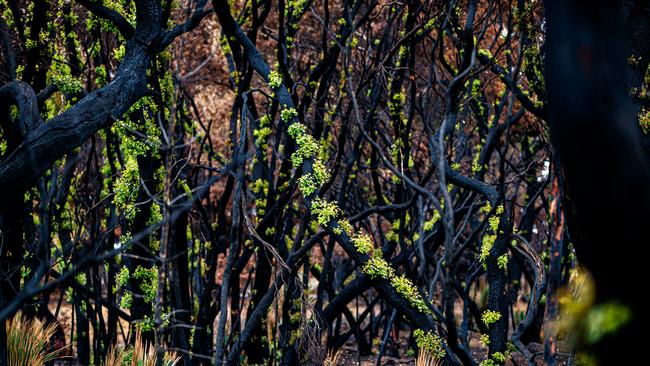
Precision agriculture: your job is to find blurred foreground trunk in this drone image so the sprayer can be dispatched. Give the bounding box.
[544,0,650,363]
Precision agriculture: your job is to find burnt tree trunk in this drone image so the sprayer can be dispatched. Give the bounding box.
[544,0,650,363]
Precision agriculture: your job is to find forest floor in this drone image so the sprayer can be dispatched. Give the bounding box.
[334,330,564,365]
[43,251,573,366]
[46,288,569,365]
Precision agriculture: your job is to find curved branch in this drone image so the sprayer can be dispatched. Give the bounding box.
[0,81,42,135]
[0,0,164,200]
[510,233,546,365]
[0,45,150,199]
[477,52,547,120]
[445,162,499,205]
[156,0,213,51]
[77,0,135,39]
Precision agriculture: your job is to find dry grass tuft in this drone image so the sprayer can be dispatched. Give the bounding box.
[102,331,180,366]
[416,351,444,366]
[6,311,67,366]
[323,348,342,366]
[103,345,128,366]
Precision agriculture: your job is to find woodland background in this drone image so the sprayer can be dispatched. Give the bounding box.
[0,0,649,365]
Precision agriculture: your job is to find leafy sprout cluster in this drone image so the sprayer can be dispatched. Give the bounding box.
[482,310,502,326]
[413,329,446,360]
[268,69,283,89]
[479,204,504,267]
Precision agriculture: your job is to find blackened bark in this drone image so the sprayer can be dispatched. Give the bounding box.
[21,0,49,92]
[486,215,511,357]
[0,43,150,200]
[0,0,169,201]
[0,201,24,365]
[241,240,272,362]
[75,289,91,365]
[623,1,650,156]
[543,177,564,366]
[171,197,192,364]
[127,153,160,340]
